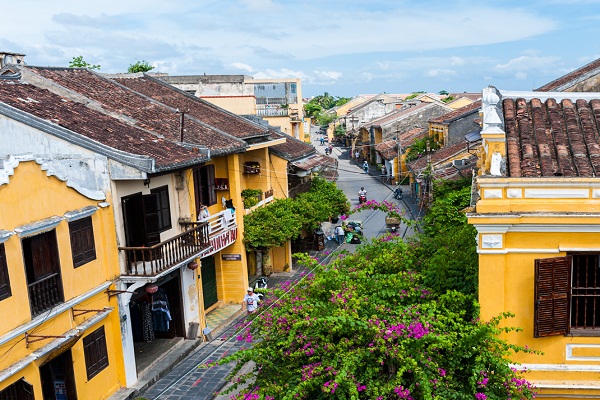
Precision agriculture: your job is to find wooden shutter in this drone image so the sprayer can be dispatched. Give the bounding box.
[534,256,571,337]
[69,217,96,267]
[0,244,11,301]
[83,326,109,380]
[142,193,161,246]
[0,378,34,400]
[206,164,217,206]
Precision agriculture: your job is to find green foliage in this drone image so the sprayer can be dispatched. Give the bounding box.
[304,92,350,120]
[214,237,537,399]
[241,188,263,209]
[405,91,426,100]
[69,56,101,70]
[441,96,455,103]
[439,90,449,96]
[405,137,441,162]
[242,178,349,249]
[127,60,155,73]
[242,198,303,250]
[315,112,335,127]
[333,123,346,138]
[295,177,350,230]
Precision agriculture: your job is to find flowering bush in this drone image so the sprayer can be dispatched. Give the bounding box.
[212,237,537,399]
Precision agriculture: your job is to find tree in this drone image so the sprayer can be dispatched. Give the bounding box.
[127,60,155,73]
[214,180,538,399]
[214,238,536,399]
[242,177,350,250]
[69,56,101,70]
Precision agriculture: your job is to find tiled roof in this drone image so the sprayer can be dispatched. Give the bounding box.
[0,78,206,170]
[448,92,481,101]
[399,127,428,148]
[503,96,600,178]
[407,140,473,172]
[367,103,432,127]
[536,58,600,92]
[23,67,247,156]
[375,140,399,160]
[429,100,481,124]
[111,74,269,140]
[268,131,316,161]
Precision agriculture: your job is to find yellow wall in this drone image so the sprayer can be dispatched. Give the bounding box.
[0,160,124,399]
[470,178,600,397]
[200,96,256,115]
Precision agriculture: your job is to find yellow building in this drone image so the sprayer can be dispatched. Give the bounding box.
[468,86,600,398]
[0,156,124,399]
[158,74,308,142]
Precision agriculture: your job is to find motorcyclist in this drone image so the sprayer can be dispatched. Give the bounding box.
[358,187,367,203]
[394,186,403,200]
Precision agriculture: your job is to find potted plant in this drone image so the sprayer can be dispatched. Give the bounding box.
[241,188,263,208]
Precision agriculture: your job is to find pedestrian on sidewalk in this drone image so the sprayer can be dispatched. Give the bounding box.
[355,150,359,161]
[363,160,369,174]
[242,287,261,314]
[335,225,345,244]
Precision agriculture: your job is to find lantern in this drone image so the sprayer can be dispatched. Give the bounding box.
[144,283,159,294]
[187,261,199,270]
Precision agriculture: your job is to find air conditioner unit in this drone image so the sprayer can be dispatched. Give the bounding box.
[452,159,467,167]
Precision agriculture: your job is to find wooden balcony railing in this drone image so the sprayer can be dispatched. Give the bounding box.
[28,272,64,317]
[119,222,210,276]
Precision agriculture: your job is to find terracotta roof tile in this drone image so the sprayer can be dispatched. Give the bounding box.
[24,67,246,156]
[407,141,473,171]
[503,96,600,178]
[429,100,481,124]
[536,58,600,92]
[268,131,316,161]
[0,79,206,170]
[111,74,269,140]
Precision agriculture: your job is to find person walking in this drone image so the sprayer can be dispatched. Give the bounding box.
[242,287,261,314]
[363,160,369,174]
[335,225,345,245]
[355,150,360,161]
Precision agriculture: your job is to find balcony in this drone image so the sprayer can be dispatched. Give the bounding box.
[28,272,64,317]
[119,223,211,277]
[256,106,289,117]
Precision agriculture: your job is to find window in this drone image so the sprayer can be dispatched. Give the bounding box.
[69,216,96,267]
[535,254,600,337]
[193,165,216,212]
[0,244,11,301]
[23,230,64,317]
[151,186,172,232]
[0,378,34,400]
[83,326,109,380]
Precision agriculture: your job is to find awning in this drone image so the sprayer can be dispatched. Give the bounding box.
[465,131,481,142]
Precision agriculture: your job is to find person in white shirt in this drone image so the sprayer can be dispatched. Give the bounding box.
[198,205,210,220]
[335,225,346,244]
[243,287,261,314]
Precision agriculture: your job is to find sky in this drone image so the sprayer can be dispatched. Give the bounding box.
[2,0,600,98]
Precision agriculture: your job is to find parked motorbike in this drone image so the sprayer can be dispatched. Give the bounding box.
[393,187,403,200]
[254,276,269,301]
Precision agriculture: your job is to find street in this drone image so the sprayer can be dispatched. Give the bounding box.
[133,126,417,400]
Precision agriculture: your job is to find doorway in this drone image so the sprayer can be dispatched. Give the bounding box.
[39,350,77,400]
[201,256,218,309]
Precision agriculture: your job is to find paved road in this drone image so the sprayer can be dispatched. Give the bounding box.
[314,127,416,241]
[135,126,418,400]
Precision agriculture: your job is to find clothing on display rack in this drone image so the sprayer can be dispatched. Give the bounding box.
[151,288,172,332]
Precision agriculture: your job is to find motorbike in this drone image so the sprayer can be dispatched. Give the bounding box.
[254,276,269,301]
[393,187,403,200]
[325,147,330,155]
[358,194,367,204]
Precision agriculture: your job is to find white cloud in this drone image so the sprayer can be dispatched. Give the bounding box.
[449,57,465,66]
[493,54,560,73]
[514,71,528,80]
[425,68,457,78]
[231,62,254,72]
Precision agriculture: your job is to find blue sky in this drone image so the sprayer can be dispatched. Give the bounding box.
[2,0,599,98]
